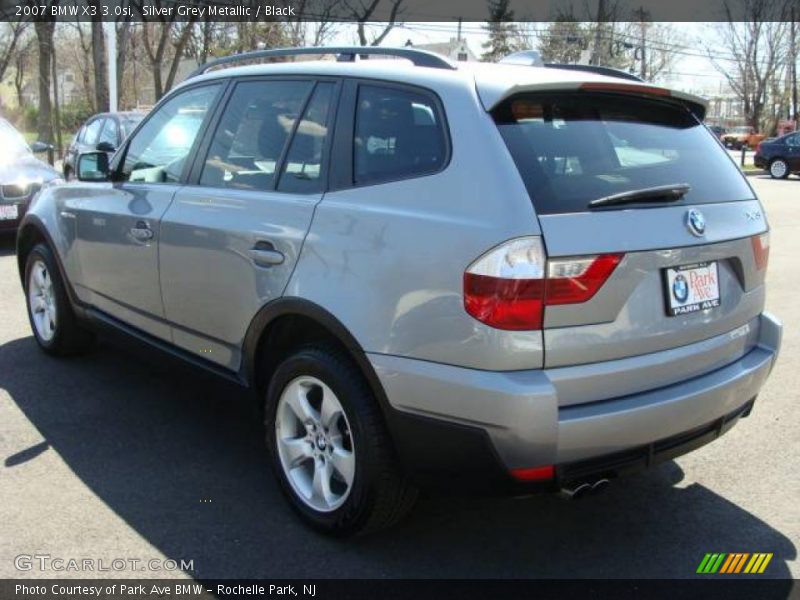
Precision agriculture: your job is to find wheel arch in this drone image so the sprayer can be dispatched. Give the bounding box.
[16,217,51,283]
[16,216,83,309]
[242,297,393,420]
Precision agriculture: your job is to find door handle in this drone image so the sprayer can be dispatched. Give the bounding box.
[249,241,284,267]
[130,221,154,242]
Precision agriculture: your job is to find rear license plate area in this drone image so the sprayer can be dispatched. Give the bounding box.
[663,261,721,316]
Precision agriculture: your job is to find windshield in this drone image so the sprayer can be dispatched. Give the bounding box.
[493,93,755,215]
[0,120,32,163]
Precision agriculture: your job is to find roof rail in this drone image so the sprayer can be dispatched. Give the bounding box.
[186,46,456,80]
[544,63,644,82]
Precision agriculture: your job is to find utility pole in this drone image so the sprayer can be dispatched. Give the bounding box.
[792,7,798,122]
[590,0,607,66]
[457,17,462,42]
[106,22,117,112]
[633,6,649,80]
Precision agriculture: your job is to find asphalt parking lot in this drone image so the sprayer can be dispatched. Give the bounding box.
[1,175,798,581]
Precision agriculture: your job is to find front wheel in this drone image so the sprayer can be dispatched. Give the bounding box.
[264,345,417,536]
[769,158,790,179]
[24,243,94,355]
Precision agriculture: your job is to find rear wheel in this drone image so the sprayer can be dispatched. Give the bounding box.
[769,158,789,179]
[264,345,417,536]
[24,243,94,355]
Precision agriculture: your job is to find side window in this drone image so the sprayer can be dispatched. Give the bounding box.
[199,80,312,191]
[98,118,118,147]
[277,82,335,194]
[83,118,104,146]
[121,84,220,184]
[354,84,446,185]
[787,133,800,147]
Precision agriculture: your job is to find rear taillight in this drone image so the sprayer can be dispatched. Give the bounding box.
[755,142,762,154]
[751,232,770,271]
[510,465,555,482]
[464,237,623,330]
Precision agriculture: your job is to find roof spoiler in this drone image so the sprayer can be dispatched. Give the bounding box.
[544,63,645,83]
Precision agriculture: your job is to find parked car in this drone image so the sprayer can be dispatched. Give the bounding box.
[754,132,800,178]
[721,125,766,150]
[706,124,726,139]
[0,118,60,234]
[62,111,145,180]
[16,47,781,535]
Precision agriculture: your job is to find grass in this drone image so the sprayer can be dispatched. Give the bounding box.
[22,131,73,145]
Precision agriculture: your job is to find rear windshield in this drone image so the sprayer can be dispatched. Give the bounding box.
[493,93,755,215]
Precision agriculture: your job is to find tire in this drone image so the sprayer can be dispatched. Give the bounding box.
[24,243,94,356]
[264,345,418,536]
[769,158,790,179]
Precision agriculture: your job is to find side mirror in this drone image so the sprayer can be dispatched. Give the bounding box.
[96,141,116,153]
[77,152,110,182]
[30,141,54,154]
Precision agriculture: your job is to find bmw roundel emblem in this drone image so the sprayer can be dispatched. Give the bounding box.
[686,209,706,237]
[672,274,689,303]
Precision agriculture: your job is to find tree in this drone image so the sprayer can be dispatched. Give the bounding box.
[32,5,57,148]
[343,0,404,46]
[708,0,789,131]
[90,2,108,112]
[537,13,590,64]
[12,33,34,109]
[481,0,522,62]
[287,0,343,47]
[0,22,29,82]
[67,23,95,107]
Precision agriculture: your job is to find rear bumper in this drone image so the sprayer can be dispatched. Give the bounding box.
[753,155,767,169]
[371,312,781,485]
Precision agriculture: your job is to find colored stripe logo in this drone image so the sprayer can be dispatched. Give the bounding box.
[697,553,773,574]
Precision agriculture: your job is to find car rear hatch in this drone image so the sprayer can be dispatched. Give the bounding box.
[484,76,770,399]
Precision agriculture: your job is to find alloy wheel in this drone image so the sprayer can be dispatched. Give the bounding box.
[28,259,57,342]
[275,376,356,512]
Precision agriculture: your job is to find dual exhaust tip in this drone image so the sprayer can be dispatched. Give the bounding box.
[560,478,611,500]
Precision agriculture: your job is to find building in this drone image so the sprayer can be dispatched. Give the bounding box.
[404,38,478,62]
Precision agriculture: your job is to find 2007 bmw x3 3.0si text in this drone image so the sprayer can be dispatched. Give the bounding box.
[16,47,782,535]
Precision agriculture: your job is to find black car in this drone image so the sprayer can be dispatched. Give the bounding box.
[63,111,145,180]
[0,118,60,233]
[753,131,800,179]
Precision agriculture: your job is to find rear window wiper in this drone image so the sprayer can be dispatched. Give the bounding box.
[588,183,691,208]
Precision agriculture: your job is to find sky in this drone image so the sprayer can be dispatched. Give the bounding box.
[329,22,729,97]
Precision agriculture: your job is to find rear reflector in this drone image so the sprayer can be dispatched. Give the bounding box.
[510,465,555,482]
[751,232,770,271]
[464,237,623,330]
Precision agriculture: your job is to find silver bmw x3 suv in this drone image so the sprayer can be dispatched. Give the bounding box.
[16,47,781,535]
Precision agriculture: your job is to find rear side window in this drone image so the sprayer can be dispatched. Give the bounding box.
[200,79,313,191]
[354,85,446,185]
[277,82,335,194]
[494,93,755,215]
